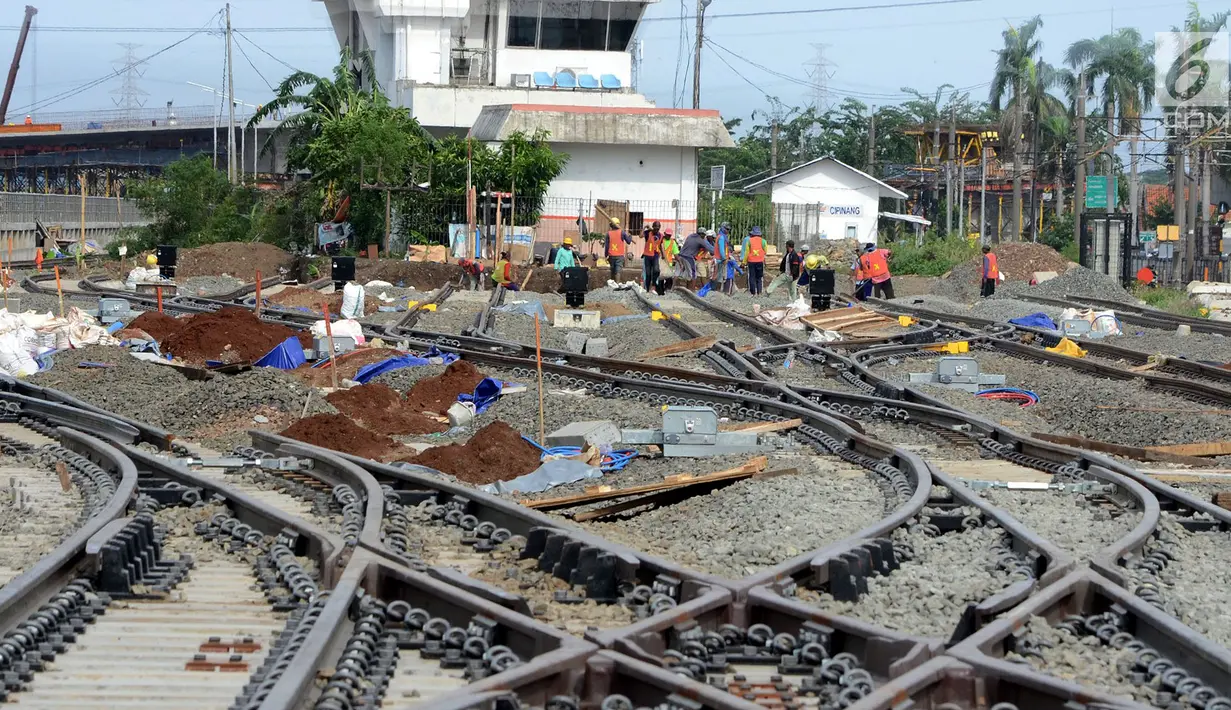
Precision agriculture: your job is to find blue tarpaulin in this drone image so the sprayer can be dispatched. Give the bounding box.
[255,337,307,369]
[353,347,460,384]
[697,282,713,297]
[457,377,503,414]
[1008,313,1059,330]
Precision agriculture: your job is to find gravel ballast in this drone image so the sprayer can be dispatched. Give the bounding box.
[978,487,1139,561]
[580,456,884,578]
[1006,616,1152,705]
[800,512,1020,638]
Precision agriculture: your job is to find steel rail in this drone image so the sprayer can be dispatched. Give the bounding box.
[1012,292,1231,337]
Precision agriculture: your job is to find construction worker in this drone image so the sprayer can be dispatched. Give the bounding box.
[766,240,802,298]
[492,250,519,291]
[981,245,998,298]
[23,115,32,126]
[678,230,710,289]
[34,248,42,272]
[641,220,664,291]
[742,226,767,296]
[858,243,894,300]
[604,217,632,282]
[710,225,733,294]
[554,236,578,270]
[656,230,678,295]
[458,258,486,291]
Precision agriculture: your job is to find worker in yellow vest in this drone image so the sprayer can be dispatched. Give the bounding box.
[604,217,632,282]
[741,226,767,296]
[492,250,519,291]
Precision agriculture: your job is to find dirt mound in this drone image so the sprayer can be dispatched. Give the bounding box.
[280,413,406,460]
[123,311,188,342]
[267,287,382,317]
[938,243,1075,301]
[403,421,541,484]
[293,348,407,387]
[354,261,463,291]
[178,242,293,279]
[162,306,306,363]
[403,360,488,415]
[325,383,447,435]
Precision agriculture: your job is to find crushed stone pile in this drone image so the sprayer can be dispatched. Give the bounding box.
[403,421,542,484]
[182,275,246,297]
[995,263,1137,304]
[938,243,1075,301]
[177,242,293,279]
[162,306,311,363]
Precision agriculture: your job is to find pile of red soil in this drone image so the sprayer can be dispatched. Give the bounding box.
[267,287,381,317]
[162,306,311,364]
[293,348,407,387]
[122,311,188,342]
[280,413,406,460]
[354,261,463,291]
[325,383,447,435]
[178,242,293,279]
[403,360,489,415]
[404,421,542,484]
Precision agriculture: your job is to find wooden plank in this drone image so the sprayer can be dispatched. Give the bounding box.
[718,418,803,434]
[636,336,718,361]
[1145,441,1231,458]
[802,312,887,330]
[521,457,768,510]
[1097,406,1231,415]
[1128,361,1160,373]
[1213,492,1231,512]
[802,306,874,323]
[1032,432,1216,467]
[932,459,1050,484]
[573,466,801,522]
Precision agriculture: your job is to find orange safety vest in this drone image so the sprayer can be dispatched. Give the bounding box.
[746,236,766,263]
[607,229,626,257]
[34,249,42,272]
[860,249,890,280]
[644,231,663,257]
[983,253,999,279]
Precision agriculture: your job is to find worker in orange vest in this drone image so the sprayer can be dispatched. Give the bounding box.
[741,226,767,296]
[604,217,632,282]
[34,248,43,272]
[641,220,664,290]
[858,243,895,299]
[981,245,999,298]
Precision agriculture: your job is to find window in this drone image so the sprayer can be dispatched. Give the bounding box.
[508,0,539,47]
[507,1,645,51]
[845,224,858,240]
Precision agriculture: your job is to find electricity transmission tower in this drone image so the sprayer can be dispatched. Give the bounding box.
[805,43,833,111]
[111,43,149,120]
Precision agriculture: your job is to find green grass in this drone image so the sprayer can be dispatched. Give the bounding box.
[889,233,981,277]
[1131,285,1206,318]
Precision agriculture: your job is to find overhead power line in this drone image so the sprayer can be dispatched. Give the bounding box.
[0,25,330,33]
[234,30,303,74]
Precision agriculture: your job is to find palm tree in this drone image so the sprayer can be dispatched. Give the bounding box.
[991,16,1044,242]
[1038,113,1072,218]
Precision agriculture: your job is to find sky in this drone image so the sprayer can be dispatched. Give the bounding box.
[0,0,1209,138]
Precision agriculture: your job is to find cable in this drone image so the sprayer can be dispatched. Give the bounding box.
[1,25,331,33]
[976,388,1039,407]
[520,436,637,473]
[233,34,276,91]
[7,11,222,116]
[234,30,304,74]
[647,0,986,22]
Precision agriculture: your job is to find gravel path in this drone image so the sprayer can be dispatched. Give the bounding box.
[648,295,763,349]
[977,487,1140,561]
[181,275,246,297]
[581,456,883,578]
[1126,516,1231,650]
[0,458,85,588]
[875,350,1231,447]
[414,301,485,336]
[799,513,1019,638]
[1006,616,1148,704]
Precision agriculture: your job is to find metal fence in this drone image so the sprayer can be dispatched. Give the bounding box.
[20,104,263,132]
[0,191,146,226]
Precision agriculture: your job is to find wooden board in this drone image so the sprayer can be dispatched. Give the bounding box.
[636,336,718,361]
[1032,432,1216,467]
[521,457,768,510]
[572,466,801,523]
[932,460,1050,484]
[1145,441,1231,458]
[718,418,803,434]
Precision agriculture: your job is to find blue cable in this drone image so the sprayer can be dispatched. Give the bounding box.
[521,435,636,472]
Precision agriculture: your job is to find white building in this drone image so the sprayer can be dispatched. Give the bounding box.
[744,157,914,246]
[313,0,732,250]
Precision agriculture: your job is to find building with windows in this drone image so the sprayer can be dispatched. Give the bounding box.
[744,157,911,245]
[315,0,732,249]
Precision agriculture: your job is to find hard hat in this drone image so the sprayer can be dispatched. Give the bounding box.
[146,254,158,266]
[610,217,621,226]
[800,244,812,252]
[750,226,762,236]
[705,229,716,237]
[804,254,824,270]
[562,237,573,246]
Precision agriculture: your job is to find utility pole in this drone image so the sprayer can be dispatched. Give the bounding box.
[932,120,941,229]
[947,106,956,236]
[769,117,779,242]
[866,107,876,175]
[1175,130,1187,279]
[979,133,988,245]
[958,132,966,236]
[225,3,237,185]
[1073,71,1086,253]
[692,0,710,110]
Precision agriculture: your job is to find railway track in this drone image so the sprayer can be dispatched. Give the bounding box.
[11,275,1231,706]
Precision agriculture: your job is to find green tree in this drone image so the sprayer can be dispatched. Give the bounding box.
[125,155,258,249]
[991,15,1045,242]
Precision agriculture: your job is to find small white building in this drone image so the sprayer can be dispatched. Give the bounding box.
[744,157,911,245]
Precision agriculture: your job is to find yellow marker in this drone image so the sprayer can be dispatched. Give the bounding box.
[651,310,665,321]
[1045,337,1087,358]
[422,303,438,312]
[924,341,969,354]
[897,315,917,327]
[672,313,681,319]
[407,300,419,309]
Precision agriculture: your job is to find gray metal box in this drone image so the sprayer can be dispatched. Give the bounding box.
[98,297,131,324]
[545,420,621,449]
[662,406,718,446]
[314,335,357,355]
[935,356,979,384]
